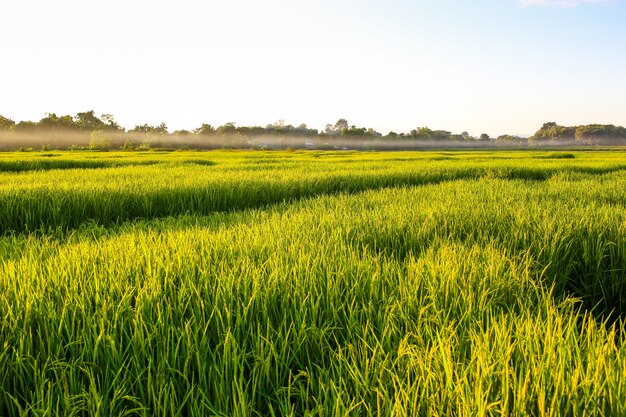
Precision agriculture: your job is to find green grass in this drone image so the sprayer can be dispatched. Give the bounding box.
[0,150,625,416]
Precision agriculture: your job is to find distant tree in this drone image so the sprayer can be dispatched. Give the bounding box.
[265,120,294,136]
[216,122,237,135]
[530,122,575,142]
[461,131,474,141]
[194,123,216,135]
[238,126,266,136]
[130,122,168,134]
[432,130,452,140]
[341,125,366,137]
[0,115,15,131]
[293,123,318,136]
[496,135,526,146]
[574,124,626,145]
[334,118,349,132]
[15,120,38,132]
[409,127,434,139]
[366,128,382,137]
[38,113,76,130]
[337,124,381,138]
[101,114,123,131]
[74,110,106,131]
[324,118,349,136]
[479,133,491,141]
[267,119,286,129]
[173,129,192,136]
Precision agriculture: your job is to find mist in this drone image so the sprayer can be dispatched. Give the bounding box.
[2,129,626,152]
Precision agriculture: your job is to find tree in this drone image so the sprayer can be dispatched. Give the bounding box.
[334,118,349,132]
[496,134,526,146]
[74,110,106,131]
[101,114,123,131]
[461,131,472,141]
[530,122,575,142]
[479,133,491,141]
[0,115,15,131]
[339,125,381,138]
[324,118,349,136]
[409,127,433,139]
[294,123,318,136]
[38,113,76,130]
[216,122,237,135]
[130,122,168,134]
[173,129,192,136]
[194,123,216,135]
[267,119,285,129]
[15,120,38,132]
[574,124,626,145]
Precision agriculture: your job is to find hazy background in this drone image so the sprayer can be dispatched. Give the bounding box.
[2,0,625,137]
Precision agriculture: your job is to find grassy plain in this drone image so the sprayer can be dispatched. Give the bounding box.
[0,149,625,416]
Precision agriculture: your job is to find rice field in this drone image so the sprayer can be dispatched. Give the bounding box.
[1,149,625,416]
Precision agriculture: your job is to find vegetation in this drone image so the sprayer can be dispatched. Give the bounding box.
[2,112,626,151]
[530,122,626,146]
[0,149,625,416]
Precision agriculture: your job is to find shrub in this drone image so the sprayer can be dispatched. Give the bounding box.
[89,130,112,150]
[121,140,137,151]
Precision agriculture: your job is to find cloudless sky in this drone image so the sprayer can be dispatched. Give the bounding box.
[2,0,625,136]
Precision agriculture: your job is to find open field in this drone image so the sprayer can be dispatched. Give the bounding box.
[1,149,625,416]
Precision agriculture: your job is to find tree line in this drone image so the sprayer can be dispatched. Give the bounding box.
[1,111,625,150]
[529,122,626,146]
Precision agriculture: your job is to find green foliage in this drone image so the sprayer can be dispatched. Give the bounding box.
[216,122,237,135]
[324,118,349,136]
[3,112,626,150]
[38,112,76,130]
[410,126,431,139]
[496,134,526,144]
[74,110,103,130]
[409,127,453,140]
[531,122,626,145]
[0,150,625,416]
[121,140,137,151]
[15,120,39,131]
[0,115,16,131]
[194,123,216,135]
[575,124,626,145]
[89,130,112,150]
[340,125,382,138]
[129,122,168,134]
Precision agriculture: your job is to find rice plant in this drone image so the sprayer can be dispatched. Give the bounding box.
[0,149,625,416]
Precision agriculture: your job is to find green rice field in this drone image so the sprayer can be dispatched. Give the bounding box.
[1,149,625,416]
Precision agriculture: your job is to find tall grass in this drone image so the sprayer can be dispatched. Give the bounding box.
[0,150,625,416]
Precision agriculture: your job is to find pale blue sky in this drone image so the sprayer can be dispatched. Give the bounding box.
[2,0,625,136]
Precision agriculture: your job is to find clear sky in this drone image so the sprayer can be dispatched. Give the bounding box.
[2,0,625,136]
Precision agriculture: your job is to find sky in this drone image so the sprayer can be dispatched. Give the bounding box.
[2,0,625,137]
